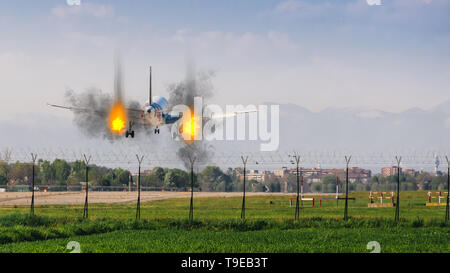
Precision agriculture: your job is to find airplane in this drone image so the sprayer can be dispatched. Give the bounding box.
[48,65,255,140]
[48,66,184,138]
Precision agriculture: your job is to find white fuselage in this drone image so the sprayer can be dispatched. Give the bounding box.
[142,110,165,126]
[141,96,171,127]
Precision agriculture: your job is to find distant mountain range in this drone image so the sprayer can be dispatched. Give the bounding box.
[273,99,450,152]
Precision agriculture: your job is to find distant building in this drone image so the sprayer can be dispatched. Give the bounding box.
[274,167,289,178]
[320,167,371,183]
[240,169,266,182]
[305,173,322,183]
[381,166,418,177]
[403,168,419,177]
[381,166,401,177]
[275,165,371,183]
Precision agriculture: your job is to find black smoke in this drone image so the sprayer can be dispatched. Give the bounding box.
[167,69,216,170]
[167,70,214,107]
[64,88,142,140]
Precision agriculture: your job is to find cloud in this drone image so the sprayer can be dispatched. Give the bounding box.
[170,29,301,61]
[172,29,190,43]
[272,0,335,19]
[0,51,29,65]
[61,31,114,48]
[51,3,114,19]
[275,0,302,13]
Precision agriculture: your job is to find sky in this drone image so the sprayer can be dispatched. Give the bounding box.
[0,0,449,121]
[0,0,449,172]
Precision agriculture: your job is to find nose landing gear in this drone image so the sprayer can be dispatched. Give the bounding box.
[125,121,135,138]
[154,127,160,134]
[125,130,134,138]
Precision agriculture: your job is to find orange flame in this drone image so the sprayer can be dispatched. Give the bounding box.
[108,100,128,135]
[181,108,198,142]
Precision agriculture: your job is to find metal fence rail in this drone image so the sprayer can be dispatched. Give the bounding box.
[0,185,192,193]
[2,146,449,171]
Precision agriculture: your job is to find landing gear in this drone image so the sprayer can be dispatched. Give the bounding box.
[154,127,160,134]
[125,130,134,138]
[125,121,135,138]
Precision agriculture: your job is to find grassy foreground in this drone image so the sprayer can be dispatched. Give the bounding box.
[0,191,449,253]
[2,228,448,253]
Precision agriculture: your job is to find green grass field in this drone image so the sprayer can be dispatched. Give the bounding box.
[0,191,449,253]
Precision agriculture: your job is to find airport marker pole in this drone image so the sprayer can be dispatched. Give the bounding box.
[136,155,144,221]
[394,156,402,223]
[241,156,248,220]
[189,156,196,222]
[445,156,449,222]
[83,155,91,219]
[30,153,37,216]
[344,155,351,221]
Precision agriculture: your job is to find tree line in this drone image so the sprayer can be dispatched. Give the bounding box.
[0,159,269,192]
[0,159,130,187]
[0,158,447,192]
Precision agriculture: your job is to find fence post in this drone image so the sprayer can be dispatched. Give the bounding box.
[83,154,91,219]
[240,155,248,220]
[394,156,402,223]
[445,156,449,222]
[30,153,37,216]
[189,156,196,222]
[344,155,351,221]
[136,155,144,221]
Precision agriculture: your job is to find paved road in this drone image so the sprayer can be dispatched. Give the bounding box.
[0,192,328,206]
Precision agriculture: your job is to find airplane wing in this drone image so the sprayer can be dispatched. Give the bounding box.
[47,103,92,112]
[47,103,142,113]
[47,103,144,122]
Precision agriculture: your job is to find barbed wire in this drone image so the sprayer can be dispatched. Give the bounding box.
[2,145,449,172]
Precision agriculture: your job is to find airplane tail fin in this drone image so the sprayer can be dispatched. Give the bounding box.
[149,66,152,105]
